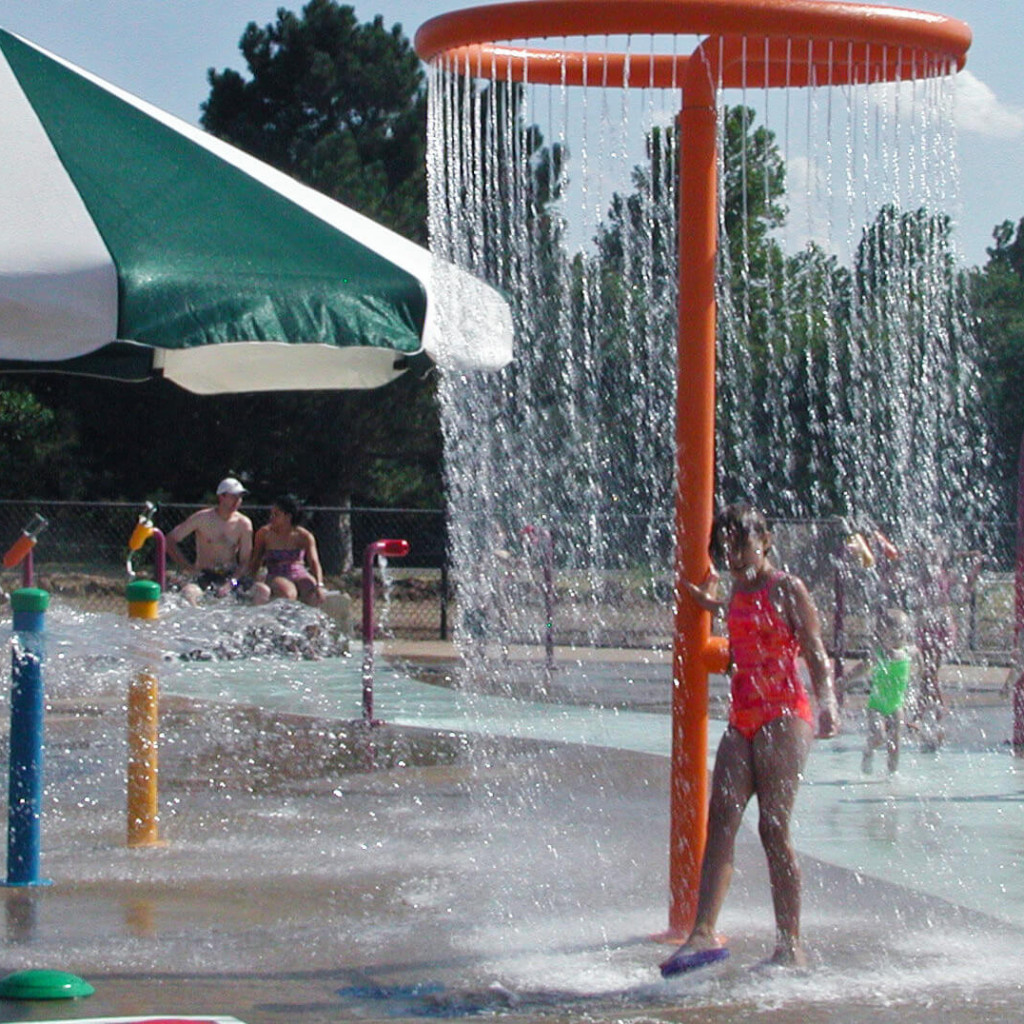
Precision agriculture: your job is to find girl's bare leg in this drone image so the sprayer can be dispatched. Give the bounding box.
[752,716,812,965]
[681,727,756,950]
[863,709,882,773]
[270,577,299,601]
[886,713,901,773]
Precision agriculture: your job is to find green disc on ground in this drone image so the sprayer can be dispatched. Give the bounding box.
[0,968,95,999]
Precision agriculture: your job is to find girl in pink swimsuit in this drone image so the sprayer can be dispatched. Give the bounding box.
[662,503,838,974]
[728,573,814,741]
[246,495,326,608]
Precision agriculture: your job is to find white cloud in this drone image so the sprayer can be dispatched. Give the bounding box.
[777,154,849,259]
[955,69,1024,139]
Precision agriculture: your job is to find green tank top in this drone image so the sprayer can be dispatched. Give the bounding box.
[867,651,910,715]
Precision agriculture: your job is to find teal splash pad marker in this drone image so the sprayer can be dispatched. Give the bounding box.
[0,968,94,999]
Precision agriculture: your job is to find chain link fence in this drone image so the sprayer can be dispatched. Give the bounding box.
[0,500,450,639]
[0,500,1015,661]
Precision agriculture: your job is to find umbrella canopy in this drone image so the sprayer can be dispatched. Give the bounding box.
[0,29,512,394]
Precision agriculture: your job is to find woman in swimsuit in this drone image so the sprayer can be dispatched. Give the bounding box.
[246,495,326,608]
[662,503,839,973]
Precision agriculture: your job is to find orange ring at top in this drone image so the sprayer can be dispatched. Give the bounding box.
[432,36,955,90]
[415,0,971,88]
[438,44,691,89]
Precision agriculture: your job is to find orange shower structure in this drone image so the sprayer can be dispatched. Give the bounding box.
[416,0,971,938]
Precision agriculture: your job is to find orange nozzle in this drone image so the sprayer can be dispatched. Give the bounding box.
[3,534,36,569]
[703,635,730,674]
[129,522,155,552]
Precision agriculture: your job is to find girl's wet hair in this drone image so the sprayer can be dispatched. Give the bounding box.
[273,494,308,526]
[710,502,771,563]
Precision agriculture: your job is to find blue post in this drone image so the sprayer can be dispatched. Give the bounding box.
[6,587,50,886]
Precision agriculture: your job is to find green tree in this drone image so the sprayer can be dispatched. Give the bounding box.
[202,0,427,241]
[197,0,442,535]
[0,382,81,498]
[6,1,442,519]
[589,107,791,517]
[972,217,1024,511]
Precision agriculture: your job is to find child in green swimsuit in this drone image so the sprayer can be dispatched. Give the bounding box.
[854,608,914,774]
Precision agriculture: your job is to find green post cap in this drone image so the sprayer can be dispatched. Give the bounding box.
[10,588,50,613]
[0,968,95,999]
[126,579,161,602]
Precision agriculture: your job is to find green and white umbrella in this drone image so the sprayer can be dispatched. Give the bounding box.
[0,29,512,394]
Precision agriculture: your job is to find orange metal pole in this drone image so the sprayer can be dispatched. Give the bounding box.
[665,60,719,939]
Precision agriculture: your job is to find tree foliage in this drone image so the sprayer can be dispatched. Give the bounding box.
[196,1,439,519]
[587,107,1000,532]
[202,0,428,241]
[0,383,80,498]
[971,217,1024,510]
[0,1,440,521]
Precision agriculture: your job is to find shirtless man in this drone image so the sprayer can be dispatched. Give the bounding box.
[167,477,253,605]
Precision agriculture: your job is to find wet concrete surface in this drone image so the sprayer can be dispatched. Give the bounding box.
[0,649,1021,1023]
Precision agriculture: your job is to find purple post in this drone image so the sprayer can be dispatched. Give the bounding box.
[152,529,167,593]
[1014,430,1024,753]
[361,539,410,725]
[522,526,556,676]
[833,556,846,704]
[21,549,32,589]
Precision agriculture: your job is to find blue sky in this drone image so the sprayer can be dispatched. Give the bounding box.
[1,0,1021,267]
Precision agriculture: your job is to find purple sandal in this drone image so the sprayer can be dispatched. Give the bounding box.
[660,946,730,978]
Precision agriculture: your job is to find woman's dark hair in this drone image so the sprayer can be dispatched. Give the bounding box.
[272,494,308,527]
[710,502,771,563]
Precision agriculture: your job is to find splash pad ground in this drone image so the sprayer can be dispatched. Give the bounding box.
[0,643,1021,1024]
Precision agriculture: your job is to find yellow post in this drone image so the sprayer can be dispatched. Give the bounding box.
[126,579,161,847]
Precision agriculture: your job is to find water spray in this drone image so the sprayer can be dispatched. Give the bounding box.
[361,538,411,725]
[417,0,972,938]
[521,525,556,681]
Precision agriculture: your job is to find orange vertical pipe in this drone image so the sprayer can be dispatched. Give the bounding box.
[667,62,719,938]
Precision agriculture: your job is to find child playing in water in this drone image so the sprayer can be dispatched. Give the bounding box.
[661,503,839,975]
[905,541,983,752]
[845,608,914,774]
